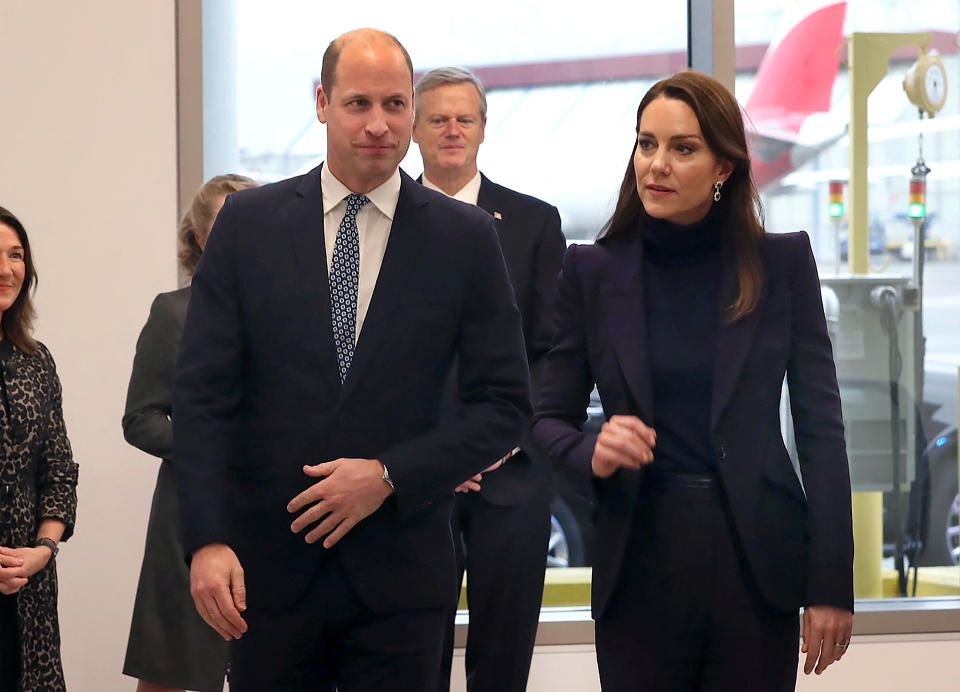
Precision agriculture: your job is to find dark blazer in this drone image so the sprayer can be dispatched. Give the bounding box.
[532,230,854,618]
[173,167,531,612]
[123,288,190,459]
[443,174,565,505]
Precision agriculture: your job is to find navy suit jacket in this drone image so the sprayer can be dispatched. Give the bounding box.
[436,174,565,505]
[533,229,854,618]
[173,166,531,612]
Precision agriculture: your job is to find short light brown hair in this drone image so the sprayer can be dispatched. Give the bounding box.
[320,28,413,98]
[177,174,258,277]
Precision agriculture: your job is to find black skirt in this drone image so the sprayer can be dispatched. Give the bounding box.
[0,593,19,689]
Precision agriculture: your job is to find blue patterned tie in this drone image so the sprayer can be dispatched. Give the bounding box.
[330,193,370,382]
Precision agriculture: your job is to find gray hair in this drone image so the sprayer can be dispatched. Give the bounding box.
[415,66,487,122]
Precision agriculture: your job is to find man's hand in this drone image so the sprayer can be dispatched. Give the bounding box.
[454,459,504,493]
[591,415,656,478]
[288,458,393,549]
[801,605,853,675]
[190,543,248,641]
[0,548,27,595]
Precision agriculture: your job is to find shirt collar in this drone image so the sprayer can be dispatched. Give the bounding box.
[421,170,482,206]
[320,163,401,220]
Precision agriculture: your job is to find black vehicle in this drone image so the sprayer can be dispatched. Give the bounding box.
[912,424,959,566]
[902,367,959,567]
[545,390,603,568]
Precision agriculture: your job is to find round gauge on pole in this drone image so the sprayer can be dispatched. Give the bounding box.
[904,49,948,116]
[924,62,946,108]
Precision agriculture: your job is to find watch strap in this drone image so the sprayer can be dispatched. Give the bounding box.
[34,537,59,559]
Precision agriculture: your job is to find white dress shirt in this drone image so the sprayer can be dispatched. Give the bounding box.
[422,170,482,207]
[320,164,401,344]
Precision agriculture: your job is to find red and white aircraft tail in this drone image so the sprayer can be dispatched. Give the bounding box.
[746,0,848,189]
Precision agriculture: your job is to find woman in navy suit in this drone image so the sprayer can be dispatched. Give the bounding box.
[532,71,854,691]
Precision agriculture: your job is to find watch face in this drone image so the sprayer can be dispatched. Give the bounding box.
[925,64,946,106]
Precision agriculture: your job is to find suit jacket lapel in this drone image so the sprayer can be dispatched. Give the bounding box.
[339,171,426,402]
[710,255,764,432]
[599,235,655,423]
[476,175,509,246]
[476,174,497,217]
[289,167,341,392]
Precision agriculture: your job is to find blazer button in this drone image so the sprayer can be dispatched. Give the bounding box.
[718,446,727,461]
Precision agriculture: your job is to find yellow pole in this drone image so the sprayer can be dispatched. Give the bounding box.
[852,492,883,598]
[846,32,931,599]
[847,32,931,274]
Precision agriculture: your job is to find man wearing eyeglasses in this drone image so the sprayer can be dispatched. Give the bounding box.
[413,67,566,692]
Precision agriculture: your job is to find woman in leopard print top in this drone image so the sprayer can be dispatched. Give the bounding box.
[0,206,78,692]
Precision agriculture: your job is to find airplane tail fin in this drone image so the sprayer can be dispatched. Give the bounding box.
[746,1,847,131]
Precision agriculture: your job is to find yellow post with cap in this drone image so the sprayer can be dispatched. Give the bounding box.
[847,31,932,599]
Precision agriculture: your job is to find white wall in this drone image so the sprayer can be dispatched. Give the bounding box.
[0,1,178,689]
[451,635,960,692]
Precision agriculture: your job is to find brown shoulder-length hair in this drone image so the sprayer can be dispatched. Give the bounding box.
[0,206,38,354]
[178,174,258,277]
[600,70,765,321]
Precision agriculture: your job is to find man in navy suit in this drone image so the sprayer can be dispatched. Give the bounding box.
[173,30,530,692]
[413,67,566,692]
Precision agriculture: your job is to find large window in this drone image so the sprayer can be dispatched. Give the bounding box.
[230,0,689,242]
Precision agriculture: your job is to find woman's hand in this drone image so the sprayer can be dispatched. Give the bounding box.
[801,605,853,675]
[0,549,27,595]
[591,415,656,478]
[0,545,54,594]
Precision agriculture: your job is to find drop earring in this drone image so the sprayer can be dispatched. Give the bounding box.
[713,180,723,202]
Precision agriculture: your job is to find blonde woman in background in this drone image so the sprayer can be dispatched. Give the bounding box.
[122,175,256,692]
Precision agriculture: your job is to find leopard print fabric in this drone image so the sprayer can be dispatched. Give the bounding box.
[0,342,78,691]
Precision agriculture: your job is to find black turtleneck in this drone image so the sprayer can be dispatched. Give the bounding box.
[642,212,723,479]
